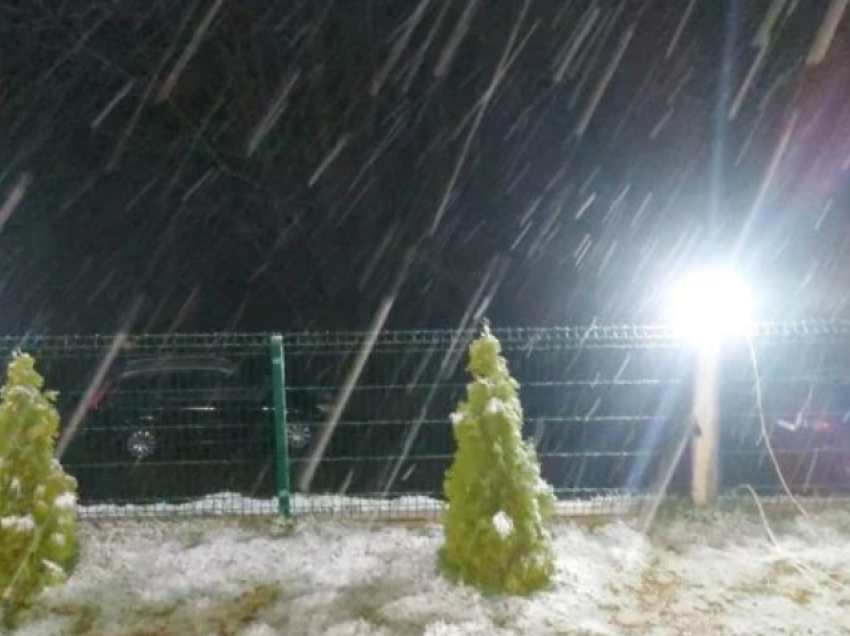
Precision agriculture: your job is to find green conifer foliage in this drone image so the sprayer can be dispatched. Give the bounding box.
[0,352,77,628]
[441,326,556,595]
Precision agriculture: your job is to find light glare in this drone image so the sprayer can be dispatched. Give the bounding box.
[668,269,753,346]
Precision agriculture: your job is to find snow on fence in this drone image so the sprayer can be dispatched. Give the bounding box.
[76,492,646,520]
[76,491,850,521]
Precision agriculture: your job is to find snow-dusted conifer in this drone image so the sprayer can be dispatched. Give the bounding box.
[0,352,77,628]
[441,326,555,595]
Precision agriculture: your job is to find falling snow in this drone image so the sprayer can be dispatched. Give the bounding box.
[0,3,845,330]
[1,3,850,632]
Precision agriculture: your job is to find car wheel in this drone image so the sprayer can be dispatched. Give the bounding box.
[127,429,157,460]
[287,419,312,450]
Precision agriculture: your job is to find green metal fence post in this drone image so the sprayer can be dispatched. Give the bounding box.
[270,334,292,520]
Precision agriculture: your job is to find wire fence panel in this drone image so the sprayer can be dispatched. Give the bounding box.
[0,334,276,518]
[283,328,696,518]
[1,322,848,520]
[284,322,850,519]
[719,336,850,498]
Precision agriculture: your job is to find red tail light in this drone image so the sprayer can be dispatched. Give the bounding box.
[89,385,108,409]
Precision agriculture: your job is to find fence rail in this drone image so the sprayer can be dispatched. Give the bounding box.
[1,322,848,519]
[279,320,850,350]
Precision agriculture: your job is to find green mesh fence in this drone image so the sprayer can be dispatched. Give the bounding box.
[283,326,690,518]
[719,329,850,503]
[2,322,849,520]
[283,321,850,519]
[0,334,278,519]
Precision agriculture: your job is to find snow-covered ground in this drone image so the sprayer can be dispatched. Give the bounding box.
[11,502,850,636]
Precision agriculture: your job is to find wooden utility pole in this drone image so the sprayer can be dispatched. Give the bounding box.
[692,349,721,506]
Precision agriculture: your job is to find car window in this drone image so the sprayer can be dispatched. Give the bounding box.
[118,369,232,392]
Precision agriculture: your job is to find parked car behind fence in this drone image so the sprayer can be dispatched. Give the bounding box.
[20,333,850,507]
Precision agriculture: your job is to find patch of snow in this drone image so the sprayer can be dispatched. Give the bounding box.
[492,510,513,538]
[485,398,504,415]
[1,514,35,532]
[14,493,846,635]
[53,493,76,511]
[76,491,648,520]
[10,616,67,636]
[323,619,391,636]
[238,622,280,636]
[8,385,38,401]
[41,560,64,578]
[11,508,850,635]
[379,588,486,627]
[423,621,505,635]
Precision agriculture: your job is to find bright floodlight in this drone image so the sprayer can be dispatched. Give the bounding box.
[668,269,753,346]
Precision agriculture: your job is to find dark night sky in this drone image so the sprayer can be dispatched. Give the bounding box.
[1,0,849,335]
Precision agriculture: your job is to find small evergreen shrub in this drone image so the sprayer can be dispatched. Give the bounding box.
[441,326,556,595]
[0,352,78,628]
